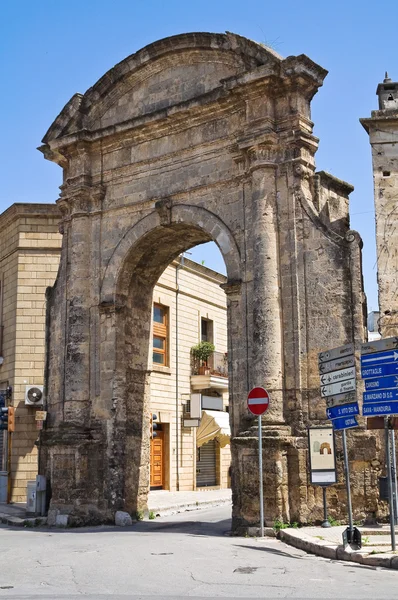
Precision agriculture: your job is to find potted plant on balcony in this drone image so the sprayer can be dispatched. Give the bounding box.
[191,341,215,375]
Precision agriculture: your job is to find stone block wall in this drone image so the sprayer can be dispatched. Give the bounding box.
[0,204,62,501]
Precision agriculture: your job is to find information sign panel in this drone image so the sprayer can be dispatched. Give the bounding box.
[318,355,355,375]
[320,366,356,387]
[365,375,398,391]
[363,389,398,404]
[325,391,357,408]
[321,378,356,398]
[326,402,359,420]
[332,416,358,430]
[319,344,354,365]
[363,402,398,417]
[361,350,398,369]
[308,427,337,486]
[361,337,398,356]
[361,362,398,379]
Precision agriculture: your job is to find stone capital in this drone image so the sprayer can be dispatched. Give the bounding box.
[58,181,106,218]
[221,279,242,300]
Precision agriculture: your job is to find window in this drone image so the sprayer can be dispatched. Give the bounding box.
[201,318,213,343]
[153,303,168,366]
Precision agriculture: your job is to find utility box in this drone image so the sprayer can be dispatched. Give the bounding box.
[26,480,37,515]
[35,475,46,516]
[0,472,7,503]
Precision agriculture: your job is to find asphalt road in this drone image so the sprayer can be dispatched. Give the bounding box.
[0,504,397,599]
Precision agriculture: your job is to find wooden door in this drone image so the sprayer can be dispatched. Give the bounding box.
[150,432,164,489]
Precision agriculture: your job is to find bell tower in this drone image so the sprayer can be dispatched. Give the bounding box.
[361,73,398,336]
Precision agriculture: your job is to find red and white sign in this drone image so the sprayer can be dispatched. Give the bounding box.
[247,387,270,416]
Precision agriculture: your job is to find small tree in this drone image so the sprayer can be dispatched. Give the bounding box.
[191,341,215,369]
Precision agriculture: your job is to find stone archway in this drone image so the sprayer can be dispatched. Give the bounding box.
[39,32,373,528]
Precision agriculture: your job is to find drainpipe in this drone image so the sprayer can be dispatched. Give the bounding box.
[175,257,182,491]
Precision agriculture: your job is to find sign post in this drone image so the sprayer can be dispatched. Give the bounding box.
[247,387,270,537]
[319,344,361,549]
[360,337,398,551]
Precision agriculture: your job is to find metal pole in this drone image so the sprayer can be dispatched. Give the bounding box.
[258,414,264,537]
[385,417,396,550]
[390,429,398,525]
[342,429,353,536]
[321,486,331,528]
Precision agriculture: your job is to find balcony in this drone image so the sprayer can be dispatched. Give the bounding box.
[190,351,229,391]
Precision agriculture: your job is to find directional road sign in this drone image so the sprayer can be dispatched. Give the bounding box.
[332,416,359,430]
[326,402,359,420]
[321,378,356,398]
[361,350,398,369]
[247,387,270,416]
[361,337,398,355]
[363,389,398,404]
[365,375,398,391]
[325,391,357,408]
[320,366,355,387]
[319,343,354,365]
[361,362,398,380]
[363,402,398,417]
[319,355,355,375]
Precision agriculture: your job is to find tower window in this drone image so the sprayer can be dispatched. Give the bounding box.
[383,171,391,177]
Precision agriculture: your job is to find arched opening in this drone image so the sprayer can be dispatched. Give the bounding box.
[103,211,241,516]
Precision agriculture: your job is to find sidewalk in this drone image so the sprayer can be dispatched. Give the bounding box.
[0,489,232,527]
[148,488,232,516]
[279,524,398,569]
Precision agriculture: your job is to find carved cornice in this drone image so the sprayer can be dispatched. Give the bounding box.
[221,279,242,300]
[57,181,106,220]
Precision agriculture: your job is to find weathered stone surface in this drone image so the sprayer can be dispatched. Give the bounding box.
[38,32,376,528]
[361,75,398,336]
[115,511,133,527]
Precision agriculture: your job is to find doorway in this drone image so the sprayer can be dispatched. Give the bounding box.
[150,430,164,490]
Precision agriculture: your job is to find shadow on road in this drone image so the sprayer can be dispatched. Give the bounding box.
[0,516,232,537]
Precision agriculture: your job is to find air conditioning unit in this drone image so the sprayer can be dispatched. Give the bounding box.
[25,385,44,407]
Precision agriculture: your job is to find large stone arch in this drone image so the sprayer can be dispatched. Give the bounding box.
[100,203,241,305]
[39,32,374,529]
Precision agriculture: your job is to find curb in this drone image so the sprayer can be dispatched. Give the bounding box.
[279,529,398,569]
[148,497,232,517]
[0,512,47,528]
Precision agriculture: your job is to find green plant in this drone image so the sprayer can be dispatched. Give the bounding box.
[291,522,299,529]
[23,520,34,528]
[273,518,290,531]
[191,341,215,365]
[327,516,341,527]
[136,509,144,521]
[362,536,370,545]
[148,511,156,520]
[315,535,325,540]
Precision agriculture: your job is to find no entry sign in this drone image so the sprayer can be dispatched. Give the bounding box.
[247,387,270,416]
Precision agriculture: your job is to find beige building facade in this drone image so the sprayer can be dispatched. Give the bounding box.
[0,204,62,502]
[0,203,231,502]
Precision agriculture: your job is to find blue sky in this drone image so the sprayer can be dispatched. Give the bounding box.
[1,0,397,310]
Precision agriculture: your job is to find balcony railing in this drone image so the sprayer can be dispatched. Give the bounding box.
[191,351,228,377]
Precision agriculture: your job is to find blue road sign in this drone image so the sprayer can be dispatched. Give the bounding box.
[360,350,398,369]
[361,362,398,379]
[363,402,398,417]
[326,402,359,420]
[363,389,398,404]
[332,416,359,430]
[365,375,398,391]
